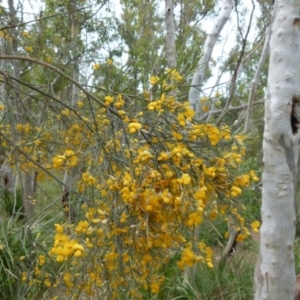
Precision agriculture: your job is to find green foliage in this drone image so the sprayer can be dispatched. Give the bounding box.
[157,246,256,300]
[0,221,27,300]
[0,189,23,219]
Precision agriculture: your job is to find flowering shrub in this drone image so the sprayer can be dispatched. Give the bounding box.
[0,69,259,299]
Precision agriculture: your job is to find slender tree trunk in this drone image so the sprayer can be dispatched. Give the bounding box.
[215,0,255,125]
[62,0,81,222]
[0,27,16,196]
[243,28,270,133]
[165,0,176,69]
[164,0,177,97]
[188,0,233,118]
[8,0,35,221]
[70,0,80,109]
[254,1,300,299]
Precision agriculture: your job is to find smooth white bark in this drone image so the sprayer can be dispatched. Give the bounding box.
[254,1,300,299]
[165,0,176,69]
[188,0,233,118]
[244,28,270,133]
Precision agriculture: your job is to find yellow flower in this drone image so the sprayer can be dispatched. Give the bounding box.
[150,282,160,294]
[177,173,191,185]
[181,173,191,185]
[172,131,183,140]
[61,108,70,116]
[38,255,45,266]
[24,46,33,53]
[55,224,64,233]
[149,76,160,85]
[202,105,210,112]
[128,122,142,133]
[22,272,27,282]
[114,94,124,109]
[209,209,218,220]
[72,243,84,251]
[186,212,202,226]
[44,279,51,287]
[230,186,242,197]
[251,220,260,233]
[107,58,113,65]
[74,250,83,257]
[122,252,129,263]
[236,233,248,242]
[22,31,31,37]
[93,63,100,70]
[56,254,64,263]
[250,170,259,182]
[104,95,114,106]
[64,149,74,157]
[82,172,97,186]
[75,220,89,234]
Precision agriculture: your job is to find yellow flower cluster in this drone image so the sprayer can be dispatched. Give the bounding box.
[93,63,100,70]
[177,244,214,269]
[50,225,85,262]
[149,75,160,85]
[128,122,142,133]
[22,31,31,38]
[52,150,78,168]
[24,46,33,53]
[166,68,183,81]
[251,220,260,233]
[16,123,31,135]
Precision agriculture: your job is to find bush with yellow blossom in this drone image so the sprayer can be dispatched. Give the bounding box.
[1,68,259,299]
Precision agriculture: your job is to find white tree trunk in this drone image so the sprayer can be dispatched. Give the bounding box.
[254,1,300,299]
[244,28,270,133]
[165,0,176,69]
[188,0,233,118]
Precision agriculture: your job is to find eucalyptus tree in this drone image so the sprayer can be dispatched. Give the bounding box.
[118,0,164,93]
[173,0,215,72]
[254,0,300,299]
[188,0,233,118]
[0,0,37,220]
